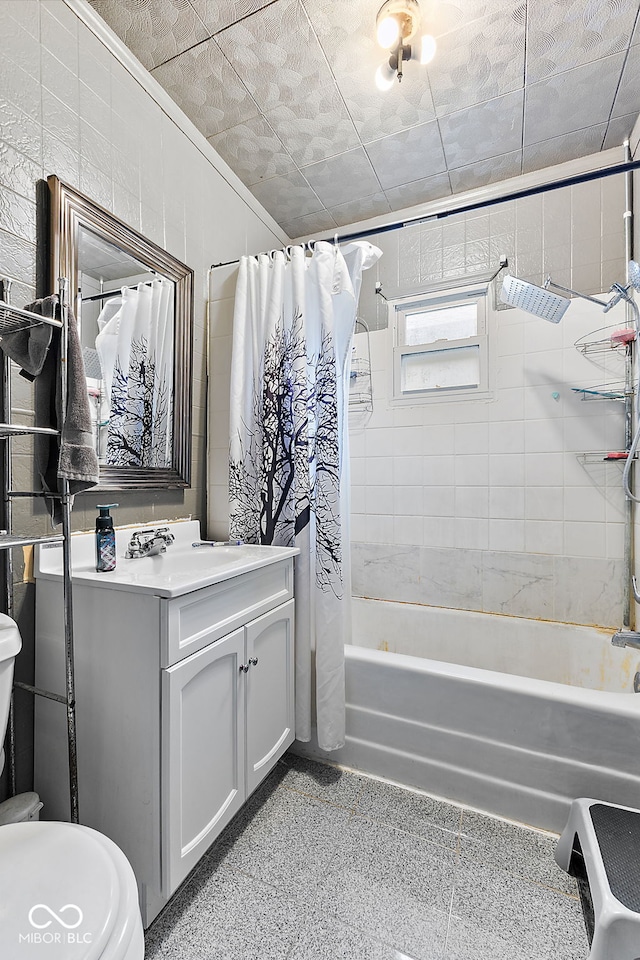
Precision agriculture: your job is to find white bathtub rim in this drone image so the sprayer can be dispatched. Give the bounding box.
[345,643,640,717]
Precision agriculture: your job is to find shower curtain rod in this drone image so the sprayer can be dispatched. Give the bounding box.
[210,156,640,270]
[80,280,158,303]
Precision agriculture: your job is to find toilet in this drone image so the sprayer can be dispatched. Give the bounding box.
[0,613,144,959]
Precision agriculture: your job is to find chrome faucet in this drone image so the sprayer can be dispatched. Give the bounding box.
[125,527,175,559]
[611,630,640,652]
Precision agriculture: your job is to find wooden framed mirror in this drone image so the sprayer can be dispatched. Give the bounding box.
[46,175,193,490]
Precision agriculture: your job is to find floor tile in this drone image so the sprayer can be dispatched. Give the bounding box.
[459,808,577,895]
[355,777,462,849]
[145,758,589,960]
[211,782,354,898]
[145,862,300,959]
[448,856,587,960]
[279,751,367,809]
[312,814,454,959]
[287,906,409,959]
[445,914,545,960]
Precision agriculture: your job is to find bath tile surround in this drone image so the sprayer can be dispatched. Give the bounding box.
[145,754,587,960]
[350,291,630,630]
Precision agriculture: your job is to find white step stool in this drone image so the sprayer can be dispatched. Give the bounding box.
[555,798,640,960]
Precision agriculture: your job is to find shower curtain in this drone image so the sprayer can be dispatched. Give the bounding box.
[96,278,173,467]
[229,241,381,751]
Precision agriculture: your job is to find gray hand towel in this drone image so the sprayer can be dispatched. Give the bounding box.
[0,294,55,379]
[6,296,100,523]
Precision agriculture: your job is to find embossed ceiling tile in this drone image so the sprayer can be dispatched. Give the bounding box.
[279,209,338,241]
[150,40,257,138]
[448,152,522,193]
[429,6,525,118]
[306,0,507,45]
[207,116,296,187]
[337,70,436,144]
[522,126,607,175]
[385,173,452,212]
[524,54,626,145]
[611,43,640,118]
[301,149,381,209]
[526,0,639,83]
[439,90,523,169]
[265,98,360,166]
[365,121,446,190]
[189,0,274,35]
[603,114,638,150]
[215,0,335,114]
[249,169,323,223]
[87,0,208,70]
[301,0,372,52]
[328,194,392,228]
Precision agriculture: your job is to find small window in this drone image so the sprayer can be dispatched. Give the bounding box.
[392,287,488,401]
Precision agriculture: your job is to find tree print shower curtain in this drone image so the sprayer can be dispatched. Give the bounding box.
[229,241,381,752]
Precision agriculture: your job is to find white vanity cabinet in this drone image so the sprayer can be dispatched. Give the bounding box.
[33,525,296,927]
[162,598,294,894]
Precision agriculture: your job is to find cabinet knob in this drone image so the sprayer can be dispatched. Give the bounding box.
[239,663,249,673]
[248,657,259,667]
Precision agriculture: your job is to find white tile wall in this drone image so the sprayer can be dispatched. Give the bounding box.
[0,0,284,793]
[0,0,283,540]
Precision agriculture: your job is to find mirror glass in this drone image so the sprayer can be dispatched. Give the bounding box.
[47,176,193,490]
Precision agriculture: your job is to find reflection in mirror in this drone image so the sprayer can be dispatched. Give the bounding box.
[78,229,174,469]
[47,176,193,490]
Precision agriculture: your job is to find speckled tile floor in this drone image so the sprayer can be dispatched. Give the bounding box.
[144,754,588,960]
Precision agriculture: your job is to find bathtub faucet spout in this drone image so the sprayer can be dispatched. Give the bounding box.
[611,630,640,651]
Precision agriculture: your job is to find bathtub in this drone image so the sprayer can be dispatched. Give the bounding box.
[296,598,640,832]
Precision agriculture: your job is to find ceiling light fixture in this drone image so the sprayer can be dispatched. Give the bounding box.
[374,0,436,91]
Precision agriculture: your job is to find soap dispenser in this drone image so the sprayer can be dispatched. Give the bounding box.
[95,504,118,572]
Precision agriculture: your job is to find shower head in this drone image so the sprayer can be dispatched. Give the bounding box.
[628,260,640,291]
[500,274,570,323]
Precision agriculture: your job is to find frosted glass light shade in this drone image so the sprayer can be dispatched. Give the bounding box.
[377,14,400,48]
[375,61,396,90]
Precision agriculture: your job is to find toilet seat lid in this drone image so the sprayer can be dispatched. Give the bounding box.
[0,822,138,959]
[0,612,21,661]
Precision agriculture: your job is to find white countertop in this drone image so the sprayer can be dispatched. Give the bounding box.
[34,519,299,598]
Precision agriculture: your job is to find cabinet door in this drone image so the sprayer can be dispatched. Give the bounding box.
[162,627,246,895]
[245,600,295,795]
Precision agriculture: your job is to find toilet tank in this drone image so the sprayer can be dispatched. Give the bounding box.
[0,615,22,773]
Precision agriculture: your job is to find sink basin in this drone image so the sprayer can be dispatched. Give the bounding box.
[35,520,299,598]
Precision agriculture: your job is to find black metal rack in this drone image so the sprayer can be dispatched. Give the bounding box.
[0,276,79,823]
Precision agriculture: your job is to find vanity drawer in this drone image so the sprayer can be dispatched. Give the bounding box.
[160,559,293,667]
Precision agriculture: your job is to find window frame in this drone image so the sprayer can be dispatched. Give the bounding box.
[389,284,491,404]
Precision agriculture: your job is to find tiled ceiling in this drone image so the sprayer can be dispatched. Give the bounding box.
[88,0,640,239]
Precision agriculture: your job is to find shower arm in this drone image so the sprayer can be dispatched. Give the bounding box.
[545,276,639,321]
[544,277,609,308]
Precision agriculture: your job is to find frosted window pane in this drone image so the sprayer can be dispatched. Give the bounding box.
[400,345,480,393]
[400,303,477,345]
